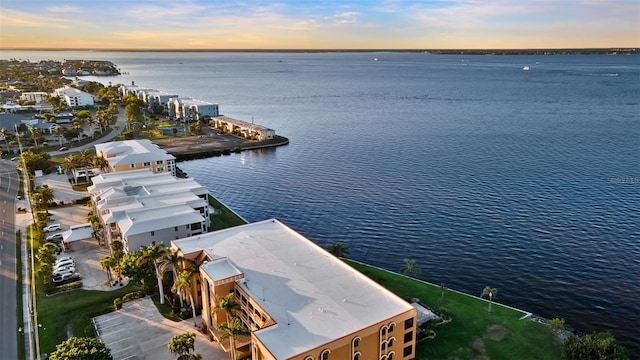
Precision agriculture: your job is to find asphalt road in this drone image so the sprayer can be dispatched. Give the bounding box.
[0,160,19,359]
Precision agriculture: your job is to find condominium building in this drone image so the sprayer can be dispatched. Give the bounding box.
[88,169,211,251]
[53,86,95,107]
[167,97,219,121]
[210,115,276,141]
[95,139,176,176]
[172,219,417,360]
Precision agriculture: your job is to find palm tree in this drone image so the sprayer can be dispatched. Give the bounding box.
[62,154,79,181]
[213,293,239,324]
[93,155,109,173]
[480,286,498,313]
[52,126,64,146]
[100,256,117,286]
[29,126,39,147]
[0,128,13,153]
[35,185,54,214]
[217,317,248,360]
[172,270,199,326]
[136,243,168,304]
[400,258,421,277]
[79,149,94,182]
[327,242,348,258]
[109,238,125,263]
[159,250,186,307]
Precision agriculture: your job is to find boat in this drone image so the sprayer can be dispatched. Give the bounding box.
[523,66,530,71]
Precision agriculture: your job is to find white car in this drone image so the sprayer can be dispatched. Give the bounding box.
[46,233,64,242]
[55,256,72,263]
[53,260,74,270]
[43,224,61,232]
[53,266,76,277]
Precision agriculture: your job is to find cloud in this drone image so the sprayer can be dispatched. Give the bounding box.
[0,8,71,29]
[334,11,360,24]
[47,5,83,14]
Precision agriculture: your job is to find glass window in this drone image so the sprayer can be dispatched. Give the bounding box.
[353,354,360,360]
[388,338,395,347]
[150,231,154,236]
[389,323,395,332]
[321,350,330,360]
[144,162,151,166]
[353,337,360,348]
[403,345,412,357]
[404,318,414,329]
[404,332,413,343]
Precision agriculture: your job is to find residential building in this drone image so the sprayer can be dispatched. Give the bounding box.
[172,219,417,360]
[20,91,49,104]
[210,115,276,141]
[167,97,219,121]
[118,83,157,99]
[144,90,179,113]
[88,169,212,251]
[94,139,176,176]
[53,86,95,107]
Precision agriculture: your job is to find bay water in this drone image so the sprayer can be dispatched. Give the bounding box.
[4,50,639,353]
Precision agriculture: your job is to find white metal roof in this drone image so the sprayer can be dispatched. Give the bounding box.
[173,219,413,359]
[94,139,175,166]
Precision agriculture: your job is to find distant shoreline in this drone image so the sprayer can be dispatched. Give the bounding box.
[1,48,637,55]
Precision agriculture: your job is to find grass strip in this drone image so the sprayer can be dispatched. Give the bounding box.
[346,260,561,359]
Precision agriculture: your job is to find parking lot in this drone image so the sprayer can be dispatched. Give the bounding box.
[22,172,228,359]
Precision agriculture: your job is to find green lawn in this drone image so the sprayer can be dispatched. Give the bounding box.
[208,194,247,230]
[346,260,561,360]
[36,282,137,355]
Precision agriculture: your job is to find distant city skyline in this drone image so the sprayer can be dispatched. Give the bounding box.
[1,0,638,50]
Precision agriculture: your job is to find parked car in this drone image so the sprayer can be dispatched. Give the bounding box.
[52,266,76,277]
[52,273,81,286]
[43,224,61,232]
[53,259,74,269]
[59,146,68,151]
[46,233,63,242]
[55,256,72,264]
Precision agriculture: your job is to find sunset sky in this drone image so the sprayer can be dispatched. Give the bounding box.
[1,0,638,50]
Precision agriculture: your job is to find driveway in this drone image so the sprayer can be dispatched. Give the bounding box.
[94,297,227,360]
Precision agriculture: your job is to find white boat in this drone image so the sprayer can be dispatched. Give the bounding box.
[523,66,530,71]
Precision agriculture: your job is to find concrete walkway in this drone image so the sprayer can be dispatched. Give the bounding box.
[93,297,227,360]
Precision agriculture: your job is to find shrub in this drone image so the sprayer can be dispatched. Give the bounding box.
[122,290,145,302]
[114,298,122,310]
[550,318,565,330]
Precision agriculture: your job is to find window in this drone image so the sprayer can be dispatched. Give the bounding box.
[381,342,387,351]
[388,337,395,347]
[321,350,330,360]
[404,318,414,330]
[353,337,360,348]
[403,345,412,357]
[174,226,178,232]
[156,167,164,172]
[404,332,413,343]
[143,162,151,166]
[353,353,360,360]
[130,164,135,168]
[388,323,395,333]
[156,160,163,165]
[388,352,394,360]
[150,231,155,236]
[381,327,387,337]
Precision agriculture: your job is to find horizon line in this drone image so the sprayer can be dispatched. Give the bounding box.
[1,47,638,53]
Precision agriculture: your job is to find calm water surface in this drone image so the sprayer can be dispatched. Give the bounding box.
[4,51,639,353]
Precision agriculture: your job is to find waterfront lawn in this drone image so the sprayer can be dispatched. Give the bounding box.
[346,261,561,360]
[36,282,136,355]
[208,194,247,230]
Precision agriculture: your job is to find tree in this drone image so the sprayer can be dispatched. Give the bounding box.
[120,250,154,289]
[167,332,196,360]
[49,336,112,360]
[94,155,109,173]
[62,154,79,180]
[100,256,117,286]
[218,317,249,360]
[0,128,13,153]
[327,242,348,258]
[213,293,239,324]
[480,286,498,313]
[79,149,94,182]
[400,258,421,277]
[109,238,125,263]
[159,249,186,306]
[562,332,628,360]
[34,185,54,214]
[172,270,198,326]
[29,126,40,146]
[136,243,168,304]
